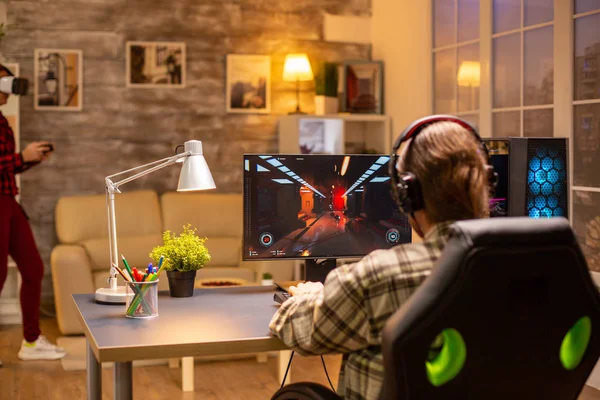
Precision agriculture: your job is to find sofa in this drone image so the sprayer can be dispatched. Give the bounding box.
[51,190,294,335]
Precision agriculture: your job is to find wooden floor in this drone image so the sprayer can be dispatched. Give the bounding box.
[1,318,600,400]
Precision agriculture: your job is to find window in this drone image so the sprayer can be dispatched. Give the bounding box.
[492,0,554,138]
[433,0,480,127]
[572,3,600,272]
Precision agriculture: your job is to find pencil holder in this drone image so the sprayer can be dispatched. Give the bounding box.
[125,280,159,319]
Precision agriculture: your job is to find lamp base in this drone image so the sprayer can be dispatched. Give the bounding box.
[95,286,133,304]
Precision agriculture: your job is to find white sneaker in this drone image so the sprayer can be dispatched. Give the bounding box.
[18,335,66,361]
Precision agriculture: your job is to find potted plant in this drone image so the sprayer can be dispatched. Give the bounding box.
[149,224,211,298]
[314,61,339,115]
[261,272,274,286]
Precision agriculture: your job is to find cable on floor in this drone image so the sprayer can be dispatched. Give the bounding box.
[281,351,295,389]
[321,355,336,392]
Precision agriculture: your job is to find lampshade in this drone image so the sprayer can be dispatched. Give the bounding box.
[457,61,481,87]
[282,54,314,82]
[177,140,217,191]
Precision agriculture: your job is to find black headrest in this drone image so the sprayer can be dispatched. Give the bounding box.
[448,216,575,247]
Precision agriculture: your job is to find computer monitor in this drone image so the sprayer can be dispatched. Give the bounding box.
[243,154,412,261]
[484,139,510,217]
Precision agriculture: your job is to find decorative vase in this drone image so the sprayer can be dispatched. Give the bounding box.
[314,96,339,116]
[166,270,197,297]
[261,279,274,286]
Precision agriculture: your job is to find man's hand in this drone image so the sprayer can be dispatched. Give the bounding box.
[289,281,324,296]
[22,142,52,163]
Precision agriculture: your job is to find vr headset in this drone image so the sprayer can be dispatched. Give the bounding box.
[0,76,29,96]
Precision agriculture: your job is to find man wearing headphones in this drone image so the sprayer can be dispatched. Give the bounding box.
[270,115,495,399]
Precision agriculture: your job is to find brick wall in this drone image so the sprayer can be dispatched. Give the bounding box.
[1,0,371,300]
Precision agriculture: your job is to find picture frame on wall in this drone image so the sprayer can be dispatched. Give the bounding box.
[341,61,384,115]
[126,41,186,88]
[34,49,83,111]
[226,54,271,114]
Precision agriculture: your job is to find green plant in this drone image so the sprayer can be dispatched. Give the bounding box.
[149,224,211,272]
[262,272,273,280]
[314,62,338,97]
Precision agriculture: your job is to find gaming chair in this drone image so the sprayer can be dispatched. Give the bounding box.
[271,217,600,399]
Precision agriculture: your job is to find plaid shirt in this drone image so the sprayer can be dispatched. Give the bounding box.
[269,222,453,400]
[0,112,34,196]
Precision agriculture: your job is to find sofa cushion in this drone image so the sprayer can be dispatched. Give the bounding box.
[56,190,162,244]
[82,234,162,272]
[205,237,241,267]
[161,192,242,237]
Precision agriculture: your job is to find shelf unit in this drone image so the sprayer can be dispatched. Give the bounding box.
[278,114,392,155]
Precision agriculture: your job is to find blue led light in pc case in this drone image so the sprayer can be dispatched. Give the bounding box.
[524,140,568,219]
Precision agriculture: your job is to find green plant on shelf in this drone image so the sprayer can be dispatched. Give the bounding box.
[262,272,273,280]
[314,61,338,98]
[149,224,211,272]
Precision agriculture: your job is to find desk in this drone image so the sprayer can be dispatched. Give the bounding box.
[73,286,290,400]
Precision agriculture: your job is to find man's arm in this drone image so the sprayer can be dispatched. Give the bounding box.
[269,259,372,356]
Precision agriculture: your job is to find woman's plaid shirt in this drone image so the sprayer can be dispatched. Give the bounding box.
[0,112,32,196]
[269,222,453,399]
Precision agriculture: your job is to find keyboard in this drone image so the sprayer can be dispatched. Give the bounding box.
[273,291,291,304]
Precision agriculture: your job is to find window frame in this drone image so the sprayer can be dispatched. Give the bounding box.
[432,0,481,122]
[571,7,600,194]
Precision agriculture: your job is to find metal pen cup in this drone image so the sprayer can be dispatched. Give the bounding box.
[125,280,159,319]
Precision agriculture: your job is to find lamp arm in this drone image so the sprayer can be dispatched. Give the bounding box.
[104,150,190,290]
[106,152,190,193]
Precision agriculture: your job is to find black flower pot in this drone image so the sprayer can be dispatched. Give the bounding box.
[166,270,197,298]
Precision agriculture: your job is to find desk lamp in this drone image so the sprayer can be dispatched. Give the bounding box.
[95,140,216,304]
[282,53,314,114]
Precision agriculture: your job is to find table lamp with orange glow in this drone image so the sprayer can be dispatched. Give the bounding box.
[282,53,314,114]
[457,61,480,110]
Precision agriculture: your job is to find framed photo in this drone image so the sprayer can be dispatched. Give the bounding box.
[226,54,271,114]
[341,61,384,114]
[126,41,186,88]
[34,49,83,111]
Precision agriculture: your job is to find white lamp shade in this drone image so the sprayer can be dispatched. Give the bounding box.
[457,61,481,87]
[177,140,216,191]
[282,54,314,82]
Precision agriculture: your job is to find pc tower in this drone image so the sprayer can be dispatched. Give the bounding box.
[508,138,568,219]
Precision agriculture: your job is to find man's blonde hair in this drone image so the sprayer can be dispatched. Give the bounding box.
[399,121,490,223]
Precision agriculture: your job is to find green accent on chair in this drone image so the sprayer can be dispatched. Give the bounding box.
[425,328,467,387]
[560,316,592,370]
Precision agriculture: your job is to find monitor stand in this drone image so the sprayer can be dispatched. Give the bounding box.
[305,259,337,283]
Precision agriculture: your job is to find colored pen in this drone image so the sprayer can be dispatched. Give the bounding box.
[147,263,153,274]
[121,254,134,279]
[112,263,132,282]
[157,255,164,269]
[150,261,167,281]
